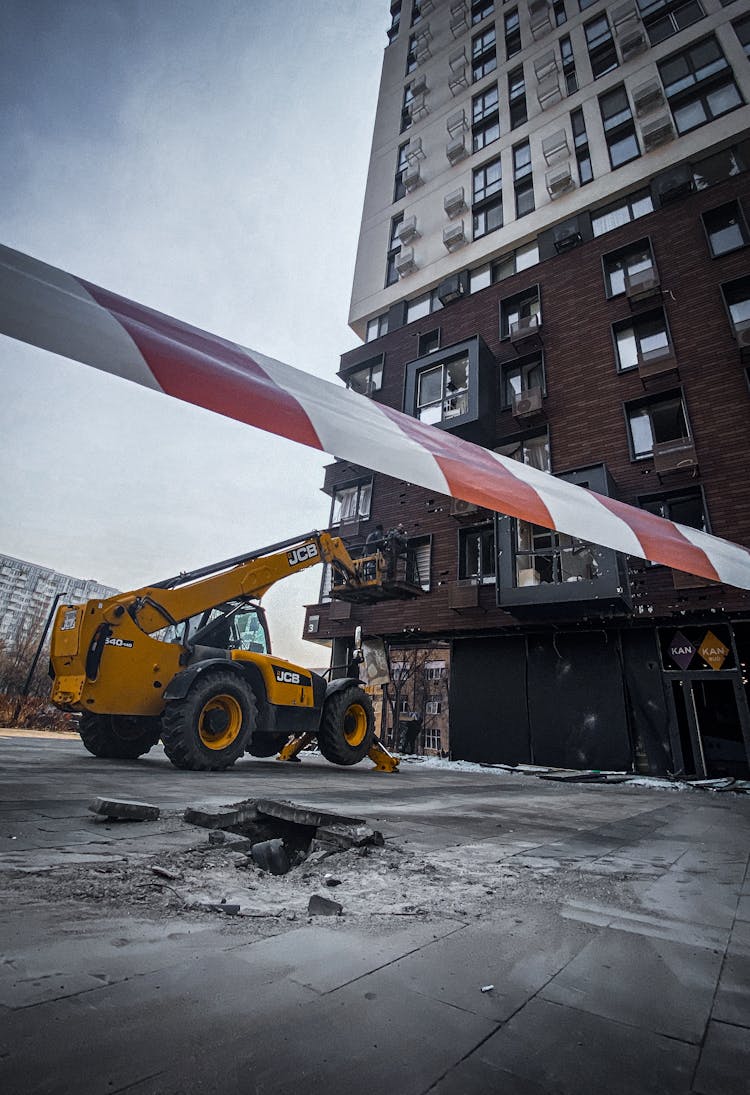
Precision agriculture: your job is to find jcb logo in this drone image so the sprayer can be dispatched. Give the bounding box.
[275,669,301,685]
[287,543,319,567]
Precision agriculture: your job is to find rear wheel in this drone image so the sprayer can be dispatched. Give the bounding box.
[317,686,374,767]
[79,712,161,759]
[161,671,256,771]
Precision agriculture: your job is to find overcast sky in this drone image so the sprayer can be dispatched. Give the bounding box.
[0,0,384,664]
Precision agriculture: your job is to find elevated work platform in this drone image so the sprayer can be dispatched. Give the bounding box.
[329,550,425,604]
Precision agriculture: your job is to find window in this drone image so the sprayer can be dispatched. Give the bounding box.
[406,33,418,74]
[571,108,592,185]
[394,142,410,201]
[585,14,618,79]
[508,66,527,129]
[502,353,545,407]
[366,314,389,342]
[472,84,500,152]
[637,0,705,47]
[425,700,442,716]
[721,276,750,334]
[411,0,424,24]
[734,14,750,59]
[578,0,598,8]
[496,431,550,471]
[386,214,404,286]
[515,524,598,585]
[599,86,639,169]
[659,36,743,136]
[473,156,503,239]
[592,189,653,236]
[416,353,470,424]
[613,309,671,371]
[418,329,441,355]
[500,285,541,339]
[472,26,497,81]
[703,202,749,257]
[504,8,521,58]
[407,293,432,323]
[626,392,690,459]
[344,355,384,396]
[560,35,578,94]
[472,0,494,24]
[603,238,655,297]
[459,525,496,583]
[492,240,540,281]
[401,84,414,133]
[331,480,372,524]
[513,140,534,218]
[387,3,401,42]
[554,2,567,26]
[425,661,445,681]
[640,487,708,533]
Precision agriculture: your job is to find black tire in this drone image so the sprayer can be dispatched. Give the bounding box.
[317,686,375,767]
[79,712,161,760]
[161,670,256,771]
[246,734,289,758]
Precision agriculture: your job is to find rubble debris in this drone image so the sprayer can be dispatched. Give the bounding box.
[324,875,342,888]
[88,797,160,821]
[151,866,180,881]
[207,830,253,848]
[316,823,385,850]
[255,799,365,829]
[308,894,343,916]
[538,772,608,784]
[251,838,291,876]
[196,901,241,916]
[480,985,494,994]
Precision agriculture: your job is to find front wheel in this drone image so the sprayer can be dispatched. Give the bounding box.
[317,686,375,767]
[79,712,161,759]
[161,671,256,771]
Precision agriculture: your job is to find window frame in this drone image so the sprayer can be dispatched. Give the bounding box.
[458,523,497,584]
[611,308,673,373]
[501,351,546,408]
[499,284,542,341]
[585,13,618,80]
[623,388,693,461]
[386,213,404,287]
[720,276,750,335]
[658,35,743,137]
[504,7,521,59]
[637,485,711,539]
[513,139,534,218]
[599,85,640,170]
[329,479,373,526]
[638,0,706,48]
[472,25,498,81]
[701,200,750,259]
[602,236,657,299]
[341,354,385,396]
[472,84,500,153]
[508,65,527,129]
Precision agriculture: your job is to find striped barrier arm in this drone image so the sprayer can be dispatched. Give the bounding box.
[1,243,749,588]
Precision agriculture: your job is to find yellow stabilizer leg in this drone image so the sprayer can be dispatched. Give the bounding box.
[277,732,316,762]
[368,738,400,773]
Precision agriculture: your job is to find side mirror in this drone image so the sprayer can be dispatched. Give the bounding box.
[354,625,363,651]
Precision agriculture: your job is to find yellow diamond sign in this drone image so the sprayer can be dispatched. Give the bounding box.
[698,630,729,671]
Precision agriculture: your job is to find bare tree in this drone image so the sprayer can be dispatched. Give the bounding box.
[384,645,449,753]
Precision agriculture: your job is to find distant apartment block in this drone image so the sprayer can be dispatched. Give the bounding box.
[0,553,118,642]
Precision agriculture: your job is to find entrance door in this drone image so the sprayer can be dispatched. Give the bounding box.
[671,678,750,778]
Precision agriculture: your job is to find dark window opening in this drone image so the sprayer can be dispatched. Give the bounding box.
[459,525,496,583]
[513,140,534,217]
[415,354,470,425]
[637,0,705,47]
[600,86,639,169]
[418,328,441,355]
[386,213,404,286]
[571,107,592,185]
[585,14,618,80]
[721,276,750,334]
[658,35,742,136]
[560,35,578,94]
[472,84,500,152]
[702,201,749,257]
[344,355,384,396]
[613,309,671,372]
[500,285,541,339]
[603,238,656,297]
[501,353,545,407]
[473,26,497,81]
[509,66,527,129]
[504,8,521,58]
[626,392,690,459]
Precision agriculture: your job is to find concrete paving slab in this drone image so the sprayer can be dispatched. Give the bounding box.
[639,871,742,930]
[540,929,722,1043]
[559,899,730,950]
[713,951,750,1029]
[693,1020,750,1095]
[456,997,699,1095]
[374,906,594,1022]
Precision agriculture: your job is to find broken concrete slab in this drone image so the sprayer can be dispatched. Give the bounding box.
[316,822,385,849]
[308,894,343,916]
[207,829,253,848]
[251,838,291,876]
[182,800,259,829]
[88,798,160,821]
[255,799,365,829]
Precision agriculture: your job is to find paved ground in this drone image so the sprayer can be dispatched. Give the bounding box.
[0,733,748,1095]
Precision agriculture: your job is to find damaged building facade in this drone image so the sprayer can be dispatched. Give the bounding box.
[304,0,750,778]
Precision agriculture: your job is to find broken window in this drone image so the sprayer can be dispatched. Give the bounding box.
[343,355,384,396]
[330,481,373,524]
[416,354,470,424]
[626,392,690,459]
[458,524,496,583]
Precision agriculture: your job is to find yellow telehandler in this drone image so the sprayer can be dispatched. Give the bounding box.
[49,531,420,772]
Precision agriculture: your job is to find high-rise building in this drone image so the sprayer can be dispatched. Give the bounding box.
[0,553,118,645]
[305,0,750,779]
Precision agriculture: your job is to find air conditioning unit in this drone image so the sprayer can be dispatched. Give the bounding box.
[446,134,468,164]
[450,497,479,518]
[512,386,544,420]
[450,10,468,36]
[411,74,428,96]
[637,344,678,380]
[546,163,574,198]
[553,221,583,253]
[641,113,675,151]
[542,129,568,164]
[653,438,698,476]
[446,109,468,136]
[443,221,466,250]
[530,10,552,39]
[444,187,466,217]
[408,92,429,121]
[405,135,425,163]
[625,267,661,305]
[397,215,419,244]
[448,64,469,95]
[632,78,665,117]
[395,247,417,276]
[619,26,647,60]
[449,581,481,609]
[403,163,423,191]
[534,50,557,81]
[611,1,638,31]
[436,273,467,305]
[537,73,562,110]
